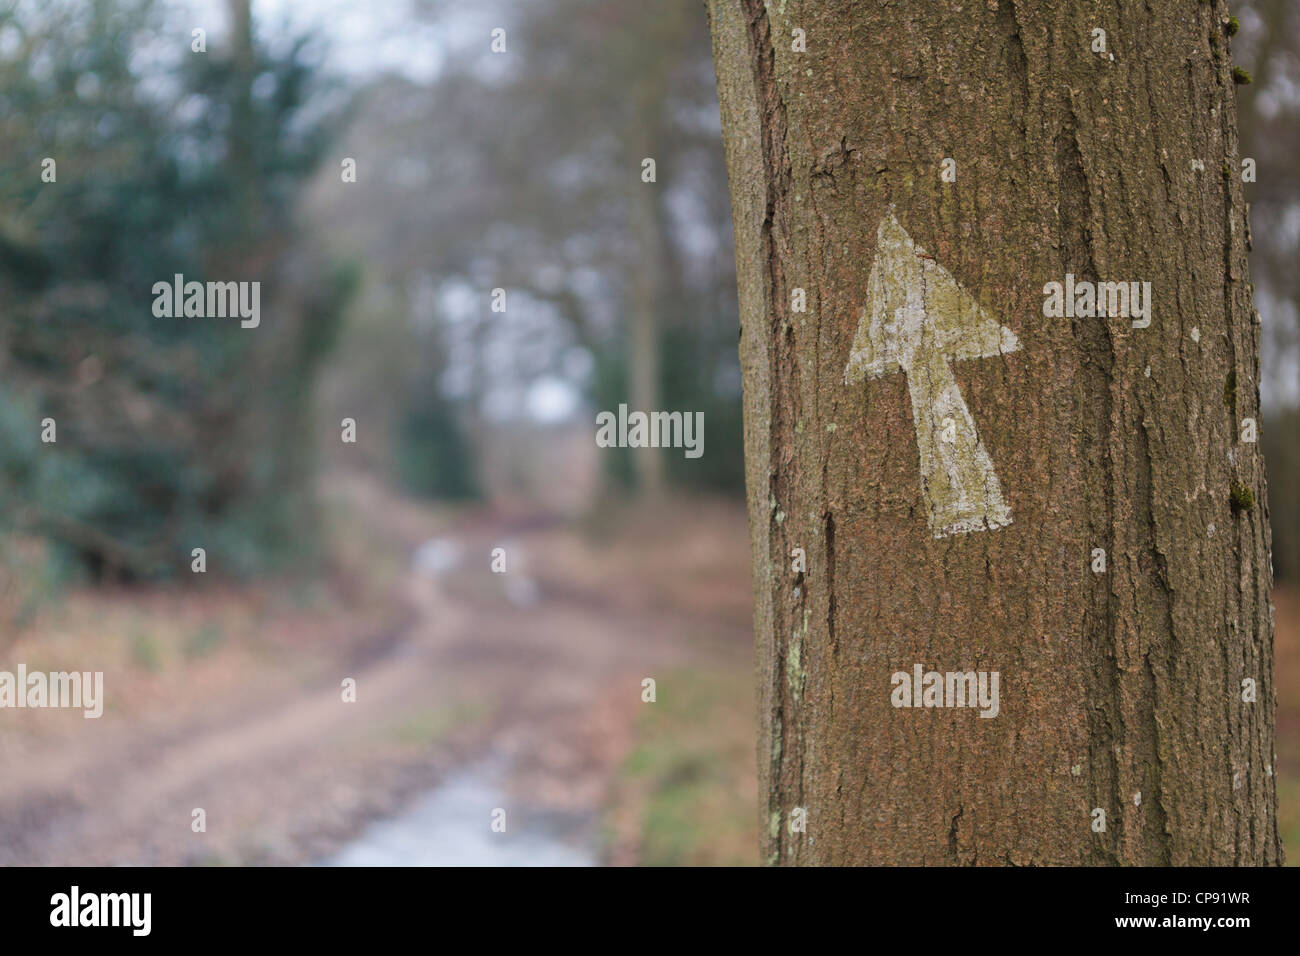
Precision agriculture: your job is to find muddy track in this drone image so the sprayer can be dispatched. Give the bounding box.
[0,490,750,865]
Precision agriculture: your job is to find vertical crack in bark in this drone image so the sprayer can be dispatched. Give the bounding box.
[766,467,785,863]
[1137,419,1175,865]
[825,510,837,662]
[1056,105,1120,863]
[742,0,799,864]
[1142,650,1172,863]
[948,805,962,859]
[996,0,1030,135]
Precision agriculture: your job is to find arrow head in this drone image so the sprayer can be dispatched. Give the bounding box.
[843,211,1020,384]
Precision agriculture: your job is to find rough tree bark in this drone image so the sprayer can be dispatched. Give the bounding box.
[707,0,1281,864]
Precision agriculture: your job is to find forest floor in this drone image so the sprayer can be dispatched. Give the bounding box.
[2,473,1298,864]
[0,472,757,865]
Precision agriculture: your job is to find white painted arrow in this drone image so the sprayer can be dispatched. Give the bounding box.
[843,211,1020,538]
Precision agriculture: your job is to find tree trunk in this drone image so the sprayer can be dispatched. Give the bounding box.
[627,67,669,499]
[629,161,666,497]
[707,0,1280,864]
[227,0,259,232]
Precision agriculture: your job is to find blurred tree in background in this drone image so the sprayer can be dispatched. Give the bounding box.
[1235,1,1300,580]
[311,0,743,501]
[0,0,353,581]
[499,0,745,495]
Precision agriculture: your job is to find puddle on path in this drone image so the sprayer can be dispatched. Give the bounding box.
[322,763,596,867]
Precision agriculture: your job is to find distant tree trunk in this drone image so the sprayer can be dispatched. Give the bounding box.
[623,1,699,498]
[629,159,666,497]
[227,0,258,231]
[707,0,1280,864]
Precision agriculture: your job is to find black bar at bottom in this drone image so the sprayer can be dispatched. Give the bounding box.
[0,864,1292,943]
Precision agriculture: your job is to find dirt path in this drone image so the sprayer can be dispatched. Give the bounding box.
[0,475,752,865]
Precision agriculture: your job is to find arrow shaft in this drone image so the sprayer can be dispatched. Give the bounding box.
[903,350,1012,538]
